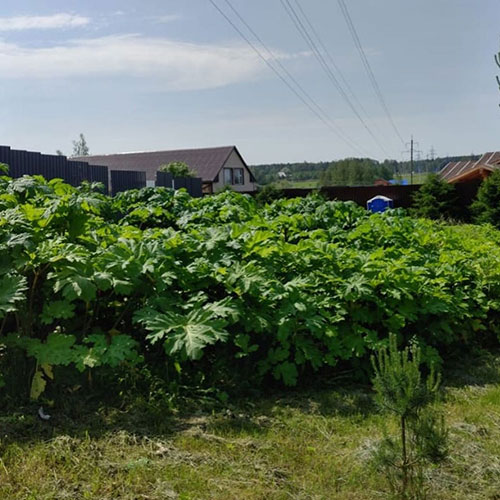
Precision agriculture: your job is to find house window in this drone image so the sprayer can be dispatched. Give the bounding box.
[223,168,233,185]
[234,168,244,185]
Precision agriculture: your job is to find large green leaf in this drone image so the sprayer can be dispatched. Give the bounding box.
[25,333,76,366]
[136,306,229,360]
[0,274,27,317]
[40,300,76,324]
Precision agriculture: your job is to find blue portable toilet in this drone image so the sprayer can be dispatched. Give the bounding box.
[367,195,394,213]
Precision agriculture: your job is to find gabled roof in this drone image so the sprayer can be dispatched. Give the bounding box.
[439,152,500,183]
[73,145,251,182]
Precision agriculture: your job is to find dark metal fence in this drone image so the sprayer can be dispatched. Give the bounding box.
[155,171,173,188]
[2,145,204,199]
[156,172,203,198]
[0,145,109,193]
[110,170,146,196]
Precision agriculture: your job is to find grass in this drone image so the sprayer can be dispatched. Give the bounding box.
[274,179,320,189]
[1,353,500,499]
[274,173,432,189]
[396,172,430,185]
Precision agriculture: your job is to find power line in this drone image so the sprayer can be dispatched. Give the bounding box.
[292,0,370,122]
[207,0,366,154]
[218,0,365,154]
[280,0,388,156]
[337,0,405,146]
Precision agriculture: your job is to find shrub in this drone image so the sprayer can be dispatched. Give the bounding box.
[255,184,284,205]
[411,174,458,219]
[371,335,447,498]
[158,161,195,178]
[1,176,500,402]
[471,170,500,227]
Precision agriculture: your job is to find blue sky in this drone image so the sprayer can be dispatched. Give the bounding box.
[0,0,498,164]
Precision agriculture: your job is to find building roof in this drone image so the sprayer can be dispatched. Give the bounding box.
[440,152,500,183]
[73,145,250,182]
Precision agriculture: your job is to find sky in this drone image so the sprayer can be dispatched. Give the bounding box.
[0,0,498,165]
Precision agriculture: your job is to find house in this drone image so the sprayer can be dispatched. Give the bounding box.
[439,152,500,183]
[74,145,256,194]
[374,178,391,186]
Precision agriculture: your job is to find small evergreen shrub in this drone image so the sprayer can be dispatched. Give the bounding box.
[471,170,500,227]
[255,184,284,205]
[411,174,458,220]
[371,335,448,499]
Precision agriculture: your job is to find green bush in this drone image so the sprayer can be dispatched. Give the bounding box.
[411,174,458,219]
[471,170,500,227]
[255,183,284,205]
[158,161,195,177]
[1,174,500,401]
[371,335,447,498]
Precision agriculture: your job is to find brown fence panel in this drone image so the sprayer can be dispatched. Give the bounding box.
[270,182,481,210]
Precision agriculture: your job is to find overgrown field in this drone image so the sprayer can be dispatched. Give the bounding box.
[1,174,500,400]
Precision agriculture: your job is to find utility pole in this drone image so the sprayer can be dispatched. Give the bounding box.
[410,137,414,185]
[403,136,422,184]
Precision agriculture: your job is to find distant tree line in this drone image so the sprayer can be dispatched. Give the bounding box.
[320,158,393,186]
[251,155,480,186]
[250,161,331,185]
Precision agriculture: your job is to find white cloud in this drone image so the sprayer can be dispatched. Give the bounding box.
[0,14,90,31]
[0,35,300,91]
[150,14,181,24]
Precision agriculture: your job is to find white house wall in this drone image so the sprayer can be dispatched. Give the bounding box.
[212,150,256,192]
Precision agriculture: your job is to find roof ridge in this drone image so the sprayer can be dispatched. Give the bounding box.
[77,145,235,159]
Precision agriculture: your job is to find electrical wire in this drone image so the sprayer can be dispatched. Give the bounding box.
[208,0,367,154]
[280,0,388,156]
[337,0,405,145]
[220,0,368,154]
[292,0,370,121]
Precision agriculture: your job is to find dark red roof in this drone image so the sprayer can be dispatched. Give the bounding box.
[73,145,247,182]
[439,152,500,182]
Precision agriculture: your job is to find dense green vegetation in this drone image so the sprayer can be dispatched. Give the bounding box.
[472,169,500,227]
[1,172,500,404]
[251,155,479,186]
[411,174,459,220]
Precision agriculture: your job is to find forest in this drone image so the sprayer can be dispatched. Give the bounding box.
[251,155,479,186]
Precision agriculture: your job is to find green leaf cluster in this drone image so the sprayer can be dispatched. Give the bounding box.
[1,173,500,397]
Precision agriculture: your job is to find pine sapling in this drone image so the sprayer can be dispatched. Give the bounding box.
[371,335,447,499]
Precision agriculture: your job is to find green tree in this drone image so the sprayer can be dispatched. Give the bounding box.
[72,133,89,156]
[158,161,195,178]
[321,158,380,186]
[56,150,64,156]
[471,169,500,227]
[371,335,447,499]
[255,183,283,205]
[411,174,457,219]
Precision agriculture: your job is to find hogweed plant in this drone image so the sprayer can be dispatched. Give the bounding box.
[371,335,448,499]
